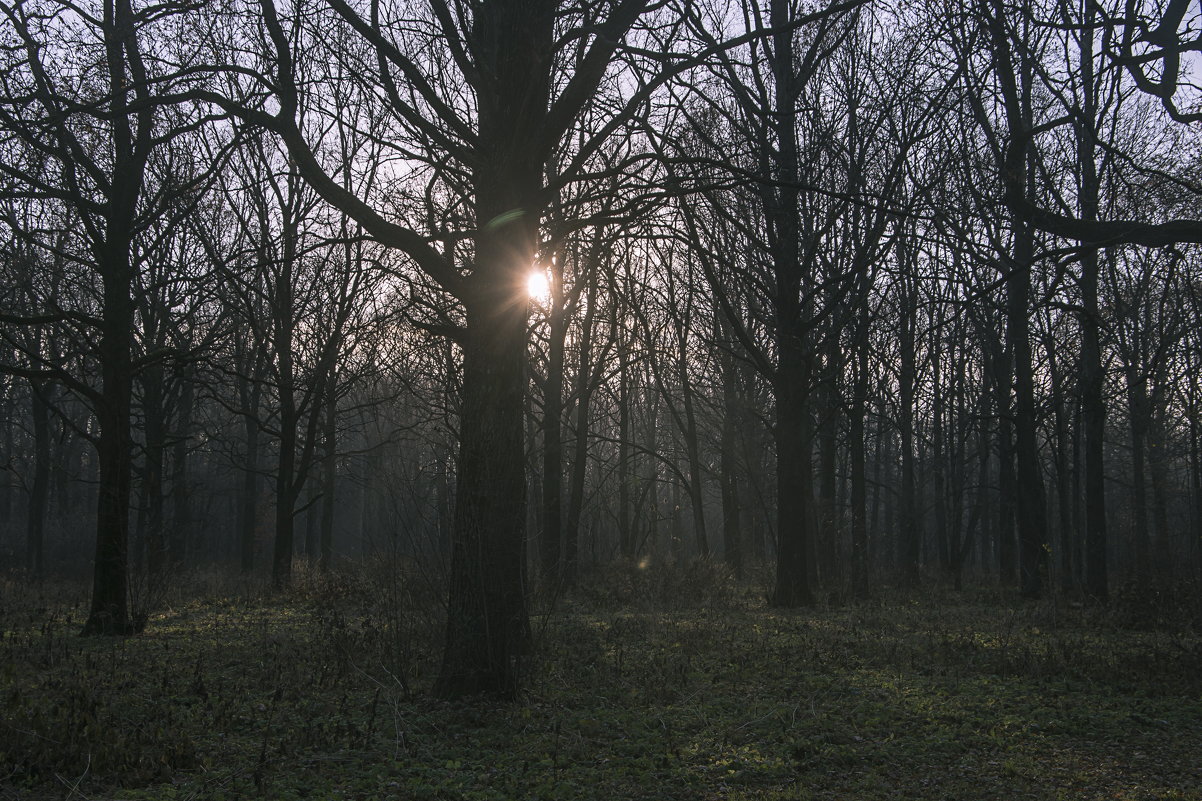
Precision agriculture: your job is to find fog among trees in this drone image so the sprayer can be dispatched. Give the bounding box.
[3,0,1202,796]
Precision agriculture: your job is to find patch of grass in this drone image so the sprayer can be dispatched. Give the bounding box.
[2,568,1200,800]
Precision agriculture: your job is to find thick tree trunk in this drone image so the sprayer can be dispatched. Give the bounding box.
[984,329,1018,586]
[1077,6,1109,599]
[772,345,815,606]
[983,0,1047,597]
[768,0,814,607]
[83,257,135,635]
[435,0,549,691]
[435,293,532,698]
[1008,235,1047,599]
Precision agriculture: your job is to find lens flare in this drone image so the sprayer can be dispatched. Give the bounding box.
[527,270,551,303]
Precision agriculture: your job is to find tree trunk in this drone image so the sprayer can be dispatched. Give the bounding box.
[1046,331,1075,590]
[1008,225,1047,599]
[562,278,597,585]
[83,254,135,635]
[1,386,12,559]
[272,289,298,587]
[718,317,742,577]
[304,484,319,559]
[1127,369,1151,584]
[932,349,950,575]
[169,372,192,571]
[679,352,709,559]
[772,345,815,606]
[81,0,151,637]
[540,280,565,584]
[617,343,633,560]
[1192,412,1202,581]
[435,292,532,698]
[1078,0,1109,603]
[817,360,839,588]
[238,372,261,575]
[1149,410,1171,577]
[768,0,814,607]
[898,267,920,586]
[849,306,869,598]
[434,0,550,690]
[142,367,167,584]
[27,380,49,578]
[320,378,337,572]
[272,214,299,588]
[996,414,1017,585]
[272,406,297,586]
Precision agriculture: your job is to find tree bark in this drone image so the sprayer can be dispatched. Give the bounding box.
[319,376,337,572]
[768,0,814,607]
[26,380,49,578]
[435,290,532,698]
[617,343,634,560]
[1008,233,1048,599]
[81,0,150,636]
[1127,368,1151,583]
[433,0,551,692]
[169,371,192,571]
[849,305,869,598]
[142,366,167,584]
[898,265,920,586]
[540,275,565,585]
[563,278,598,584]
[718,317,742,577]
[238,367,261,575]
[83,250,136,635]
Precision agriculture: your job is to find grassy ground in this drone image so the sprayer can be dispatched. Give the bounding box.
[2,564,1200,800]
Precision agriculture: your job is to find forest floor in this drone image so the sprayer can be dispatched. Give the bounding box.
[2,562,1201,801]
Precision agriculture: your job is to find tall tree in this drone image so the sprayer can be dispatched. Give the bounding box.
[0,0,234,632]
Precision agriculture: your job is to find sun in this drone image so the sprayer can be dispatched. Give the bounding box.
[527,270,551,304]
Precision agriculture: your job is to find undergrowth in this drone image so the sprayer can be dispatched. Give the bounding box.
[1,564,1200,800]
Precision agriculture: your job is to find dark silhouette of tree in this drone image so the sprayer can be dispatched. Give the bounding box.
[0,0,236,632]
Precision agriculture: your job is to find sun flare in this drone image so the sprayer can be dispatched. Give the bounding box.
[527,270,551,304]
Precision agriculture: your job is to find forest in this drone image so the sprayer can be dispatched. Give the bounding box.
[2,0,1201,798]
